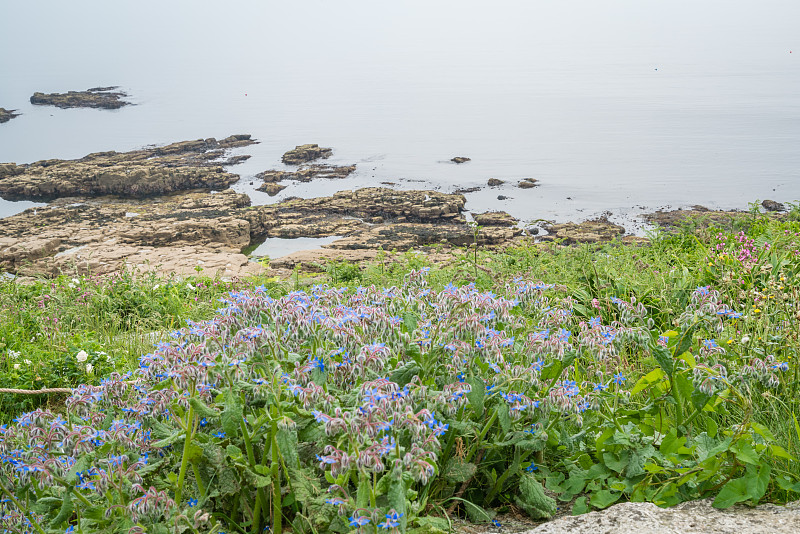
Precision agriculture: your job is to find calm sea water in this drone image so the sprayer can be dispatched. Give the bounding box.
[1,0,798,227]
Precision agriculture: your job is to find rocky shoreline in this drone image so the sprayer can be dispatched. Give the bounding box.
[2,136,785,280]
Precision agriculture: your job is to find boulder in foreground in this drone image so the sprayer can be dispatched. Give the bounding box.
[522,499,800,534]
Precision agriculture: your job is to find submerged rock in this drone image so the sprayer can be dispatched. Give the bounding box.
[30,87,131,109]
[0,135,257,201]
[257,182,287,196]
[0,108,20,123]
[257,164,356,184]
[451,157,471,164]
[523,499,800,534]
[281,144,332,165]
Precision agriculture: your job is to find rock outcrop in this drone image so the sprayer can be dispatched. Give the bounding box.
[762,199,786,212]
[281,144,332,165]
[518,178,539,189]
[0,108,20,123]
[523,499,800,534]
[473,211,518,227]
[0,136,256,201]
[30,87,132,109]
[541,218,625,244]
[451,157,471,164]
[0,187,527,278]
[257,164,355,184]
[487,178,504,186]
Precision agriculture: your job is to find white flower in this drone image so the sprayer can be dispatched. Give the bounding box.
[76,350,89,362]
[23,359,31,365]
[186,283,195,290]
[72,278,80,284]
[8,350,20,359]
[13,363,20,370]
[741,335,750,344]
[153,284,160,290]
[86,363,94,373]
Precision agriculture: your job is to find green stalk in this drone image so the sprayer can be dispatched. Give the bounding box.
[175,403,196,505]
[271,419,282,534]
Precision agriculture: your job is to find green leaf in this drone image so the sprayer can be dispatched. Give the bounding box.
[388,464,408,532]
[590,489,621,509]
[220,390,243,438]
[631,368,665,395]
[695,433,732,462]
[572,496,590,515]
[276,427,300,469]
[515,474,557,519]
[660,429,690,456]
[466,376,485,415]
[713,477,750,508]
[497,402,511,435]
[443,458,477,484]
[730,439,759,465]
[673,324,697,358]
[151,430,185,449]
[189,396,219,419]
[390,361,421,387]
[413,516,450,533]
[403,312,418,333]
[602,451,628,474]
[541,359,564,381]
[651,345,674,377]
[48,491,72,529]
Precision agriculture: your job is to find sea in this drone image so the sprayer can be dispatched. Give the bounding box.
[1,0,799,232]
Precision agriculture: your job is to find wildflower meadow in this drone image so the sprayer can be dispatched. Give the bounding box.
[2,206,800,534]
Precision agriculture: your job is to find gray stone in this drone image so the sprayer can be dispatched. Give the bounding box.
[762,199,786,212]
[522,499,800,534]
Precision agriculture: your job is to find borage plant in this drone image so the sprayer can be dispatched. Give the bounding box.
[1,271,796,534]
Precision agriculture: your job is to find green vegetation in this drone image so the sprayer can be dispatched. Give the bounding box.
[3,206,800,533]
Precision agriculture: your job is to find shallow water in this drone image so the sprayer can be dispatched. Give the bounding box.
[1,0,799,224]
[250,236,344,259]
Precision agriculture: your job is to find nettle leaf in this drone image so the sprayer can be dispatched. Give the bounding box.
[220,390,243,437]
[276,427,300,469]
[466,376,485,415]
[496,402,511,435]
[189,396,219,419]
[515,474,557,519]
[388,465,408,532]
[443,458,477,483]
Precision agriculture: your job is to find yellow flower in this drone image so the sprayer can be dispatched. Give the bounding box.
[753,308,761,314]
[727,339,733,344]
[708,262,713,266]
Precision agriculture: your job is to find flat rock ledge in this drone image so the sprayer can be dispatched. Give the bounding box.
[521,499,800,534]
[0,108,20,123]
[257,164,356,185]
[30,86,132,109]
[0,187,525,278]
[0,135,256,201]
[281,144,332,165]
